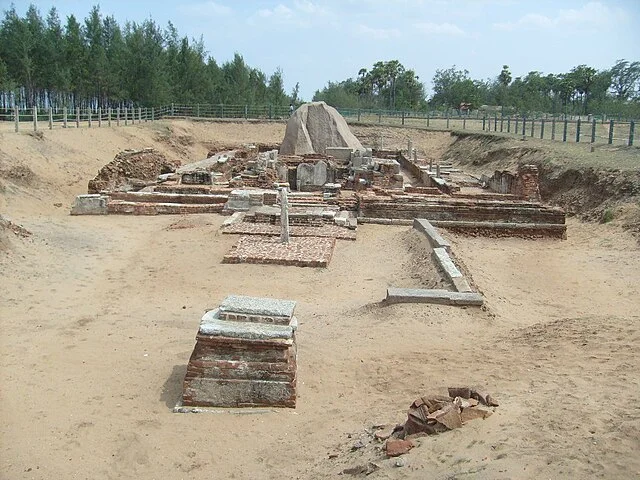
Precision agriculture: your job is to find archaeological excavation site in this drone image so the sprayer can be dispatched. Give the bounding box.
[1,102,639,479]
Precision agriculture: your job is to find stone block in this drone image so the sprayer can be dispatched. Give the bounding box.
[70,194,108,215]
[182,378,296,408]
[219,296,296,321]
[432,247,463,281]
[385,288,484,306]
[325,147,353,161]
[413,219,451,250]
[181,171,212,185]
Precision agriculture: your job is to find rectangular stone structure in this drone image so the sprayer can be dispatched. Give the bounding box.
[70,194,108,215]
[180,297,298,409]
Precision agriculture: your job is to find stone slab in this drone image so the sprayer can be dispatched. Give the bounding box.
[70,194,108,215]
[413,218,451,250]
[432,247,463,280]
[220,295,296,319]
[199,309,296,341]
[385,288,484,306]
[452,276,473,293]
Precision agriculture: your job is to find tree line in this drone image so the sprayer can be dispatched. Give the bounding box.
[314,60,640,118]
[0,4,297,110]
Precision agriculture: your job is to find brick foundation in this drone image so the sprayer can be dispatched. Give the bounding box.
[223,236,336,267]
[180,298,298,409]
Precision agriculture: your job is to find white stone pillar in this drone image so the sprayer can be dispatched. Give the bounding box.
[279,188,290,244]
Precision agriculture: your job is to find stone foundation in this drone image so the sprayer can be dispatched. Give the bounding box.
[179,296,298,409]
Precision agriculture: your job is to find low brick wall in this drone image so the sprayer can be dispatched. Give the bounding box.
[358,194,565,224]
[107,201,224,215]
[108,191,228,204]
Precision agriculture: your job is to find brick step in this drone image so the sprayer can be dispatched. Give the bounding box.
[107,201,224,215]
[431,220,567,239]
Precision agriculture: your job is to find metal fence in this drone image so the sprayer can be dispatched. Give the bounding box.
[0,104,636,146]
[339,109,636,146]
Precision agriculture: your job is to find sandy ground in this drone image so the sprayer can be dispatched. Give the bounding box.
[1,121,640,479]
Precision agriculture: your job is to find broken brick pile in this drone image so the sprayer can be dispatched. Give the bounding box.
[222,222,356,240]
[180,295,298,408]
[223,235,335,267]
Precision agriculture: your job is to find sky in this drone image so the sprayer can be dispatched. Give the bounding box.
[4,0,640,100]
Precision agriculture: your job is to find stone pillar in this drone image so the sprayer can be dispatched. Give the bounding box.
[280,187,290,244]
[407,139,412,158]
[413,150,418,162]
[436,163,441,178]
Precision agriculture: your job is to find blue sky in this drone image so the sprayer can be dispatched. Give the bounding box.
[4,0,640,100]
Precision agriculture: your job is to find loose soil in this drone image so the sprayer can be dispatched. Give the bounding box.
[1,120,639,479]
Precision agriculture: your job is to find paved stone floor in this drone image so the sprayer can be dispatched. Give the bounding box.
[222,222,356,240]
[222,235,336,267]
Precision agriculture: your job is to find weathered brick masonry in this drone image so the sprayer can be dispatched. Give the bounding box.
[180,296,299,408]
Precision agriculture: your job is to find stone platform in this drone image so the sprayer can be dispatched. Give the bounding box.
[178,295,298,409]
[223,236,336,267]
[222,222,356,240]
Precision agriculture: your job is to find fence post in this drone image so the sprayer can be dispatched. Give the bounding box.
[108,108,111,127]
[401,111,405,126]
[530,119,535,137]
[76,107,80,128]
[244,105,248,120]
[463,117,466,129]
[196,104,200,118]
[63,107,67,128]
[576,119,581,142]
[540,119,545,139]
[446,111,449,129]
[171,103,174,116]
[48,107,53,130]
[482,115,486,130]
[507,116,511,133]
[494,115,497,131]
[152,108,155,121]
[138,107,142,123]
[521,116,526,136]
[551,118,556,140]
[515,117,519,134]
[33,106,38,131]
[378,111,381,124]
[563,119,568,142]
[357,109,361,122]
[98,107,102,127]
[591,119,596,143]
[500,116,504,132]
[630,121,635,146]
[14,105,19,132]
[88,108,92,127]
[124,107,128,126]
[426,112,429,127]
[608,120,614,144]
[117,107,121,126]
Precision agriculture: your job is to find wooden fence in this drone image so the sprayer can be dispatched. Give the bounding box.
[0,104,636,147]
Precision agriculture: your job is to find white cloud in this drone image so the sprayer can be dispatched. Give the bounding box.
[414,21,465,36]
[356,24,401,40]
[493,1,627,31]
[250,1,330,27]
[178,1,232,17]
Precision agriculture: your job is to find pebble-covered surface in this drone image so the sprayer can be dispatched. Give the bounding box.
[221,222,356,240]
[223,235,336,267]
